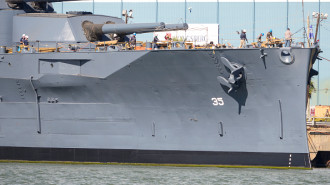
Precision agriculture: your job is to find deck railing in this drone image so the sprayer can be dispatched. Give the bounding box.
[306,117,330,125]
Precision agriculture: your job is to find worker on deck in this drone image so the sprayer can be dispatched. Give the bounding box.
[207,41,215,49]
[129,33,136,49]
[284,28,292,47]
[113,33,120,41]
[239,29,248,48]
[266,29,273,42]
[20,34,25,44]
[153,34,159,43]
[257,33,264,47]
[309,25,314,45]
[23,35,29,46]
[165,33,172,41]
[153,34,159,49]
[19,34,26,52]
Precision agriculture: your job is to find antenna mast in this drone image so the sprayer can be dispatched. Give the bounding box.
[302,0,306,44]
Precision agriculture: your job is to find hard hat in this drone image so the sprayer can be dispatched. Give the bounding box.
[243,29,246,32]
[133,33,136,36]
[310,25,313,28]
[26,35,29,38]
[270,29,272,32]
[22,34,25,37]
[262,33,264,36]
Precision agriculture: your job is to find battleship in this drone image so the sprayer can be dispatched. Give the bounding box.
[0,0,321,168]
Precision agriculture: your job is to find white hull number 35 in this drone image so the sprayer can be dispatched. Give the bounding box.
[211,97,224,106]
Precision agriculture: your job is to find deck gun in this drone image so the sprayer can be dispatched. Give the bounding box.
[82,21,188,42]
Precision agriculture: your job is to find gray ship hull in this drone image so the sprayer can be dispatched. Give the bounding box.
[0,48,317,168]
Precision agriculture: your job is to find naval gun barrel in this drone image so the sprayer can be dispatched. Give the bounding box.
[82,21,188,42]
[82,21,165,41]
[164,23,189,31]
[102,22,166,35]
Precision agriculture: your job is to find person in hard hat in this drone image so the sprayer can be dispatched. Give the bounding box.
[129,33,136,49]
[239,29,248,48]
[23,35,29,46]
[284,28,292,47]
[19,34,26,52]
[20,34,26,45]
[257,33,264,47]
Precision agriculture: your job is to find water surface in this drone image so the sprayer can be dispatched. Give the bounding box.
[0,163,329,184]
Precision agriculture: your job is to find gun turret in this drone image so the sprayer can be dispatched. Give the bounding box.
[82,21,188,42]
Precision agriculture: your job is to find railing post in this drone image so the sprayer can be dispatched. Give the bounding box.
[37,40,40,53]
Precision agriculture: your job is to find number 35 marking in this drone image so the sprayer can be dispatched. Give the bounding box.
[211,98,224,106]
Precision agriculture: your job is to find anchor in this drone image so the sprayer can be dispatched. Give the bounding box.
[217,57,246,93]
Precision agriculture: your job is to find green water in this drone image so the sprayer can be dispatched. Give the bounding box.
[0,163,329,184]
